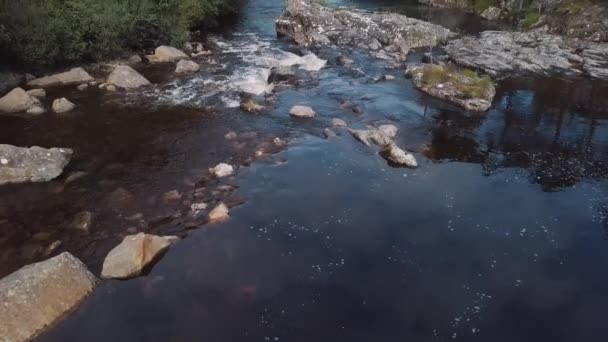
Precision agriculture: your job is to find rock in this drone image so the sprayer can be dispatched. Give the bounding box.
[331,118,347,127]
[446,30,608,80]
[480,6,502,21]
[323,128,337,138]
[43,240,62,257]
[27,67,93,88]
[240,98,265,113]
[289,105,315,118]
[162,190,182,202]
[378,124,398,139]
[0,145,72,185]
[381,143,418,168]
[106,84,118,92]
[107,65,151,89]
[224,131,238,140]
[101,233,175,279]
[184,42,194,53]
[148,45,188,63]
[0,87,40,113]
[69,211,93,233]
[175,59,201,74]
[211,163,234,178]
[268,65,296,83]
[349,129,373,146]
[190,202,207,213]
[108,187,133,208]
[384,75,396,81]
[26,88,46,100]
[128,55,142,64]
[52,97,75,113]
[208,203,230,223]
[276,0,453,63]
[26,105,46,115]
[64,171,88,185]
[0,72,24,96]
[0,252,96,342]
[77,83,88,91]
[407,64,495,112]
[337,55,354,65]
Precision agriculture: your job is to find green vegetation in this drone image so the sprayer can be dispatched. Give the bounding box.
[0,0,240,68]
[520,10,541,29]
[420,64,493,99]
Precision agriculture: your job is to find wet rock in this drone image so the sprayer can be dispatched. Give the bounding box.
[332,118,347,127]
[43,240,62,257]
[208,203,230,223]
[381,143,418,168]
[27,67,93,88]
[240,98,265,113]
[128,55,142,64]
[26,88,46,100]
[107,65,151,89]
[163,190,182,202]
[384,75,396,81]
[276,0,453,63]
[407,64,495,112]
[224,131,238,140]
[147,45,188,63]
[268,65,296,83]
[446,30,608,80]
[52,97,75,113]
[378,124,398,139]
[101,233,175,279]
[175,59,201,74]
[480,6,502,21]
[289,105,315,118]
[211,163,234,178]
[108,187,134,208]
[349,126,396,147]
[0,145,72,185]
[337,55,354,65]
[323,128,337,138]
[0,252,96,342]
[349,129,373,146]
[77,83,88,91]
[190,202,207,213]
[26,105,46,115]
[69,211,93,233]
[0,87,40,113]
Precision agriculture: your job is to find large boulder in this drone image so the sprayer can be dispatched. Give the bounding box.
[101,233,175,279]
[0,87,40,113]
[0,145,72,185]
[0,252,96,342]
[27,67,93,88]
[107,65,151,89]
[148,45,188,63]
[175,59,200,74]
[276,0,453,62]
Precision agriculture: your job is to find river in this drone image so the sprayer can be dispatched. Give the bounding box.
[3,0,608,341]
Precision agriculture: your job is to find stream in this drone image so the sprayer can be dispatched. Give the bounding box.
[2,0,608,341]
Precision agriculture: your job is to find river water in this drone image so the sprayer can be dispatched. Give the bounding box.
[2,0,608,341]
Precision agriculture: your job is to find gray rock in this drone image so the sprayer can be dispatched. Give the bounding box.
[26,88,46,100]
[175,60,201,74]
[0,252,96,342]
[107,65,151,89]
[349,126,396,147]
[332,118,347,127]
[128,55,143,64]
[0,145,72,185]
[101,233,174,279]
[289,105,315,118]
[480,6,502,21]
[323,128,337,138]
[0,87,40,113]
[27,67,93,88]
[210,163,234,178]
[26,106,46,115]
[381,143,418,168]
[337,55,354,65]
[268,65,296,83]
[147,45,188,63]
[52,97,75,113]
[277,0,453,62]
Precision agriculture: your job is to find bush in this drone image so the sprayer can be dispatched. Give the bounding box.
[0,0,238,69]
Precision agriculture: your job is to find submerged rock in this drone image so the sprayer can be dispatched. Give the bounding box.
[208,203,230,223]
[0,252,96,342]
[268,65,297,83]
[323,128,337,138]
[107,65,151,89]
[175,59,201,74]
[148,45,188,63]
[289,105,315,118]
[380,143,418,168]
[27,67,93,88]
[101,233,175,279]
[332,118,347,127]
[0,145,72,185]
[69,211,94,233]
[240,98,266,113]
[349,125,397,147]
[211,163,234,178]
[337,55,354,66]
[52,97,75,113]
[0,87,40,113]
[407,64,495,112]
[26,106,46,115]
[276,0,453,62]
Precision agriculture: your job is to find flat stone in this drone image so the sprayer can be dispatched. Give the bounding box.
[381,143,418,168]
[208,203,230,223]
[0,252,96,342]
[289,105,315,118]
[101,233,175,279]
[331,118,347,127]
[0,145,72,185]
[27,68,93,87]
[107,65,151,89]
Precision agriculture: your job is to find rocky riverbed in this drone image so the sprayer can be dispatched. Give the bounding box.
[1,0,608,341]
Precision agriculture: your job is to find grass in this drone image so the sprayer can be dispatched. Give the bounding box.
[521,11,541,28]
[420,64,493,99]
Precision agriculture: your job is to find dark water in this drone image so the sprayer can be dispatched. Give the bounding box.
[1,0,607,341]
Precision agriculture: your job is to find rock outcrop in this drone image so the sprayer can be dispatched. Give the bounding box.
[27,67,93,88]
[107,65,151,89]
[0,252,96,342]
[0,87,40,113]
[276,0,453,62]
[101,233,176,279]
[446,30,608,80]
[148,45,188,63]
[0,145,72,185]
